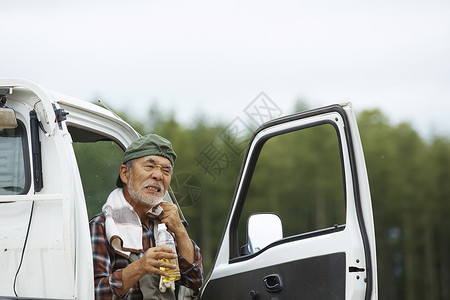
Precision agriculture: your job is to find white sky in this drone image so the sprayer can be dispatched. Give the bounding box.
[2,0,450,137]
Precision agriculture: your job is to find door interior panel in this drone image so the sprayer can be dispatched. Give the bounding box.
[202,252,346,300]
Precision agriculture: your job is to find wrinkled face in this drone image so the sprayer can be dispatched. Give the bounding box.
[125,155,172,207]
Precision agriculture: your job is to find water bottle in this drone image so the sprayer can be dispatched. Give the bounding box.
[156,223,181,282]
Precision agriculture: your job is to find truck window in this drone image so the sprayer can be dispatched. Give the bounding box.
[0,121,29,195]
[69,126,124,218]
[238,122,345,252]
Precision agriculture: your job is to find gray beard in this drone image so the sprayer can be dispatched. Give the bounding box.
[127,176,164,207]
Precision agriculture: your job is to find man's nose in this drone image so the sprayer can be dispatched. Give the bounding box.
[151,168,164,180]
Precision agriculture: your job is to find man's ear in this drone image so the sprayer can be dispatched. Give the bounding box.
[120,164,130,185]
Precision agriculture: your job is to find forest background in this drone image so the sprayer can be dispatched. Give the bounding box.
[86,101,450,300]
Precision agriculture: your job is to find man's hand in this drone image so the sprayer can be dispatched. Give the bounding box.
[121,246,177,294]
[158,202,195,264]
[138,246,178,276]
[158,202,185,235]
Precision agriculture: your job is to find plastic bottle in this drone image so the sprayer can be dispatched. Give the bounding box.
[156,223,181,282]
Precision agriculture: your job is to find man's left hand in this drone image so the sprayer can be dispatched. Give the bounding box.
[157,201,195,264]
[158,202,185,235]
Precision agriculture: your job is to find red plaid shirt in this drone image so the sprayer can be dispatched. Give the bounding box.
[89,215,203,299]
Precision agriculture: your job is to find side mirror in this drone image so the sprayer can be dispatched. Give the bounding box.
[245,213,283,254]
[0,107,18,129]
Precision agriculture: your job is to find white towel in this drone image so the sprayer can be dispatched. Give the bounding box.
[102,188,164,258]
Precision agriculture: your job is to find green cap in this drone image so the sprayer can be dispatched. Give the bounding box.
[116,134,177,187]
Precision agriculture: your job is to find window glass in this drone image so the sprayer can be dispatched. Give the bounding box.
[238,123,345,253]
[0,122,28,195]
[71,137,124,218]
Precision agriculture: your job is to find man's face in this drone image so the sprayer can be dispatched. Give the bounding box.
[125,155,172,207]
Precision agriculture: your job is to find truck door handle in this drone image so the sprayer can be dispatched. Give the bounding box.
[349,266,365,272]
[263,274,283,293]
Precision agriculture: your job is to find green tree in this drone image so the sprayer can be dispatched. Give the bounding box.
[359,109,450,300]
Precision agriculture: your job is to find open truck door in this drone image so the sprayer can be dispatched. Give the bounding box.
[201,104,378,299]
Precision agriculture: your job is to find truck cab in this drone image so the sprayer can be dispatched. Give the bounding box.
[0,79,377,299]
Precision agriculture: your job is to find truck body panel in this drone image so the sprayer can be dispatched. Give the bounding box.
[0,79,138,299]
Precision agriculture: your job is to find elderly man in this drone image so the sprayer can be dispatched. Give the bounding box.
[89,134,203,299]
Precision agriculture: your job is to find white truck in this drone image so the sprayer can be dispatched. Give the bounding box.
[0,79,378,299]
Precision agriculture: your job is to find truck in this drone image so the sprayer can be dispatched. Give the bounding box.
[0,78,378,299]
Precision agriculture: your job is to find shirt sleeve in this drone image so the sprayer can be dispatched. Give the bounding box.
[89,216,127,299]
[177,240,204,290]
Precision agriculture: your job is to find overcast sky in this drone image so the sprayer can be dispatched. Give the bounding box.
[3,0,450,138]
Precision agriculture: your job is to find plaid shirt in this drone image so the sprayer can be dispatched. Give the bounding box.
[89,214,203,299]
